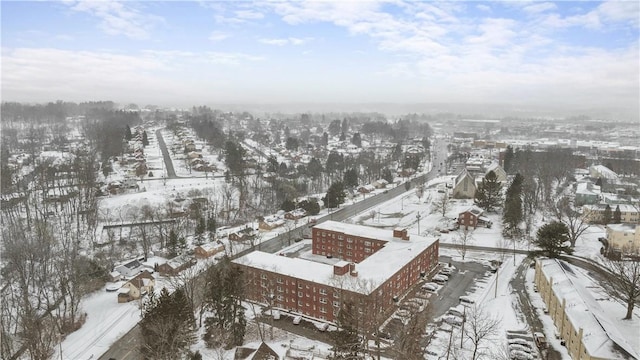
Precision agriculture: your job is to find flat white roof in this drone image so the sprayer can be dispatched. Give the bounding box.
[234,222,438,295]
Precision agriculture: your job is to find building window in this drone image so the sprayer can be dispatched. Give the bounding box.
[364,241,371,246]
[320,307,327,313]
[347,244,352,249]
[298,291,303,297]
[346,251,352,256]
[365,248,371,253]
[277,278,283,284]
[320,289,327,295]
[320,298,327,304]
[338,235,343,240]
[333,301,340,307]
[347,238,353,243]
[277,286,283,292]
[277,295,283,301]
[298,284,303,289]
[261,274,267,279]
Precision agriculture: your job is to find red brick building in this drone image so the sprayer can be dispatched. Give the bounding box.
[234,221,439,323]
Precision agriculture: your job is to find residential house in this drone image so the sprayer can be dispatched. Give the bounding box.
[114,258,144,278]
[575,182,601,206]
[194,243,225,259]
[452,169,476,199]
[117,271,155,303]
[458,206,492,230]
[485,162,507,183]
[605,224,640,254]
[357,184,376,194]
[372,179,389,189]
[284,208,307,221]
[534,258,639,360]
[157,255,196,276]
[229,227,256,242]
[259,215,285,231]
[234,342,280,360]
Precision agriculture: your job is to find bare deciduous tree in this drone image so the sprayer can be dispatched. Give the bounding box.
[552,197,589,248]
[602,259,640,320]
[432,193,450,218]
[455,229,473,260]
[463,305,501,360]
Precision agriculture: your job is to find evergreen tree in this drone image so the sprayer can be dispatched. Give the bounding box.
[298,199,320,215]
[351,132,362,147]
[503,173,524,238]
[124,124,132,141]
[140,288,196,359]
[224,140,246,176]
[324,181,346,209]
[382,168,394,184]
[142,130,149,146]
[339,131,346,141]
[285,137,299,150]
[168,229,178,257]
[503,146,514,174]
[207,215,217,233]
[332,300,363,358]
[603,204,612,225]
[322,132,329,146]
[475,171,503,212]
[534,221,573,257]
[280,199,296,212]
[203,257,246,349]
[343,168,359,188]
[341,118,349,134]
[613,205,622,223]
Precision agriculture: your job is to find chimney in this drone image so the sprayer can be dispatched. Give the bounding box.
[393,228,410,241]
[333,261,350,276]
[349,263,358,277]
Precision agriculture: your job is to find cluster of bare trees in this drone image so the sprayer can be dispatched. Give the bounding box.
[1,155,105,360]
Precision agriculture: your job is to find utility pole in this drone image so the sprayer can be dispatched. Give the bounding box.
[460,305,466,348]
[416,213,422,235]
[495,266,499,298]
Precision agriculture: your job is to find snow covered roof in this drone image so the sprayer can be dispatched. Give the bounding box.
[234,223,438,294]
[606,224,637,233]
[539,259,639,360]
[576,182,600,196]
[460,205,483,216]
[485,162,503,174]
[591,165,618,179]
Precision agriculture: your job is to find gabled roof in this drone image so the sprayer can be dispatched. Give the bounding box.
[460,205,483,217]
[454,168,474,186]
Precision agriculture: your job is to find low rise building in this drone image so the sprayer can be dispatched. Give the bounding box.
[605,224,640,254]
[534,258,638,360]
[233,221,439,323]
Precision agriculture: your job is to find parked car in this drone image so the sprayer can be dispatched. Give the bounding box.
[459,295,475,307]
[292,315,302,325]
[443,315,462,326]
[272,310,281,320]
[421,282,439,293]
[433,274,448,283]
[534,332,547,349]
[440,267,455,275]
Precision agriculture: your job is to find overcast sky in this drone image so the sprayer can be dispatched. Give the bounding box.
[2,1,638,113]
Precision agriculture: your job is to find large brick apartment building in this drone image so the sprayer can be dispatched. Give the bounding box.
[233,221,439,323]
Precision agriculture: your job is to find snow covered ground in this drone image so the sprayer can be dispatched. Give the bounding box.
[59,161,634,359]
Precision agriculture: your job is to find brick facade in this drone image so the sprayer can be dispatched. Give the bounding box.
[238,223,439,323]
